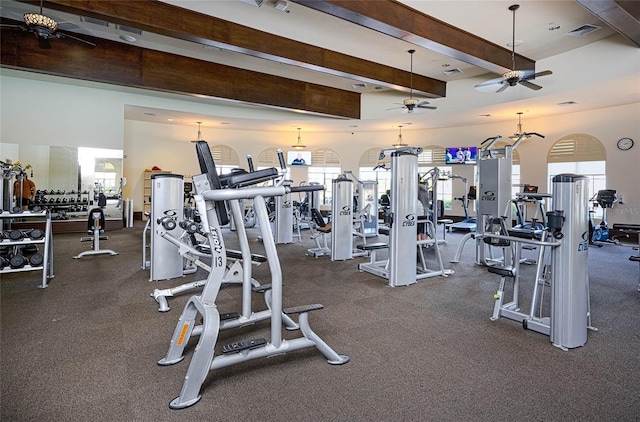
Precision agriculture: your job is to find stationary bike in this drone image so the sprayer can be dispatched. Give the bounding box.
[589,189,617,246]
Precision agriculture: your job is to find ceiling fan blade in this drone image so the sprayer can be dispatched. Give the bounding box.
[58,31,96,48]
[532,70,553,78]
[519,80,543,91]
[474,76,506,89]
[496,83,509,93]
[38,37,51,49]
[386,106,404,111]
[417,104,437,110]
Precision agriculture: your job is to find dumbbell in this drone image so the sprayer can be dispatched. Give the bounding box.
[22,244,39,254]
[8,230,25,241]
[9,254,27,269]
[12,206,23,214]
[29,253,44,267]
[0,256,9,269]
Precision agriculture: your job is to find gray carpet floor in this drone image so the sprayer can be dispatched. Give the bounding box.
[1,222,639,421]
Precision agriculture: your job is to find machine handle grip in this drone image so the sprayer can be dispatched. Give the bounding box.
[246,155,255,172]
[276,148,287,170]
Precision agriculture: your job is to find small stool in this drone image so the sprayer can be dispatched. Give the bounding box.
[438,219,453,240]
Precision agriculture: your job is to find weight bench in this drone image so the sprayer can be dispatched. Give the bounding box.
[73,208,118,259]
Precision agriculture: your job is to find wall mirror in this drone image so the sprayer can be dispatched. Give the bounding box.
[1,143,123,221]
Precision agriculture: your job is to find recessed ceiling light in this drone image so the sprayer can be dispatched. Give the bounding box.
[167,118,174,122]
[548,22,561,31]
[507,40,523,47]
[220,122,230,125]
[143,112,156,116]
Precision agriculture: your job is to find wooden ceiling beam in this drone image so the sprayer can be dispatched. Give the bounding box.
[291,0,536,75]
[0,24,361,119]
[21,0,446,98]
[576,0,640,47]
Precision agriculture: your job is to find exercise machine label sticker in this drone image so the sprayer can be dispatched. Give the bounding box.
[209,228,222,254]
[339,205,351,216]
[177,321,191,347]
[402,214,416,226]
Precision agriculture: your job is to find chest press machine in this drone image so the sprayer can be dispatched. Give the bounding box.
[158,141,348,409]
[357,146,453,286]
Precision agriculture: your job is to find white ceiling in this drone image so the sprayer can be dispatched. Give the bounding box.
[1,0,638,133]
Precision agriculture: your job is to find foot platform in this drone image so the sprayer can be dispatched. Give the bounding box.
[221,338,267,354]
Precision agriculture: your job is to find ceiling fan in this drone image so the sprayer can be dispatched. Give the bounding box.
[388,49,437,113]
[0,0,95,49]
[474,4,552,93]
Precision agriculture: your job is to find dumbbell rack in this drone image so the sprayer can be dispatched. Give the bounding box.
[0,210,54,288]
[33,190,91,220]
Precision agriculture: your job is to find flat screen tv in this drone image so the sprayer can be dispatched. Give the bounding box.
[445,147,477,164]
[287,150,312,166]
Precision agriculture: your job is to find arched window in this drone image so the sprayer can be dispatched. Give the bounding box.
[547,133,606,216]
[211,145,240,174]
[308,149,341,205]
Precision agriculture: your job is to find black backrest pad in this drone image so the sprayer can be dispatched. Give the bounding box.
[195,140,230,226]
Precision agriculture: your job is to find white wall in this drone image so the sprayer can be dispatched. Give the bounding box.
[2,71,639,225]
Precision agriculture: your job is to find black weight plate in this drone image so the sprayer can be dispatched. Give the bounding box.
[9,230,24,241]
[29,253,44,267]
[9,254,27,269]
[29,229,44,240]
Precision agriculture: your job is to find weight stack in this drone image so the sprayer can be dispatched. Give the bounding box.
[550,173,590,349]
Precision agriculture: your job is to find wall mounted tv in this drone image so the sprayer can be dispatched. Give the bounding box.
[287,150,312,166]
[445,147,478,164]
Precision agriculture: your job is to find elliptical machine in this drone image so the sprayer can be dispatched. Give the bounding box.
[588,189,617,246]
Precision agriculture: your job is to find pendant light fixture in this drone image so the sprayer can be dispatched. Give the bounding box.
[292,127,306,149]
[191,121,204,143]
[392,125,408,147]
[508,112,531,140]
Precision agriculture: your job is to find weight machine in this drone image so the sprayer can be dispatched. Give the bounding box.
[451,132,544,265]
[589,189,617,246]
[483,174,596,350]
[307,175,370,260]
[448,174,477,232]
[358,147,453,286]
[158,141,348,409]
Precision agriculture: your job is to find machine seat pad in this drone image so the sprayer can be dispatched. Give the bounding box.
[283,303,324,315]
[629,256,640,262]
[487,266,516,277]
[357,242,389,251]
